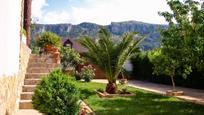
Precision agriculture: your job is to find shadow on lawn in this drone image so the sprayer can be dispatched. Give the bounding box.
[90,91,204,115]
[79,88,96,99]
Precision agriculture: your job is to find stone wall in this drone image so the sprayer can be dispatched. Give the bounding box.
[0,42,30,115]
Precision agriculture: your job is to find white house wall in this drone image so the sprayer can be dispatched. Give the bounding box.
[0,0,22,76]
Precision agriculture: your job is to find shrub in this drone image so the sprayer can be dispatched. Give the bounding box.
[120,88,129,94]
[131,50,204,89]
[60,46,83,71]
[36,32,61,48]
[80,65,95,82]
[32,70,80,115]
[130,51,155,81]
[30,42,40,54]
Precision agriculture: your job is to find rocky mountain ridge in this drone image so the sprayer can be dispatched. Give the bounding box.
[32,21,167,50]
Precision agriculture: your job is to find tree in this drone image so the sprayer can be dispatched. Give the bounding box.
[79,28,143,94]
[153,50,189,91]
[153,0,204,91]
[161,0,204,70]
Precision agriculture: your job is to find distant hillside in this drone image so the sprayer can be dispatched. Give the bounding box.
[31,21,167,50]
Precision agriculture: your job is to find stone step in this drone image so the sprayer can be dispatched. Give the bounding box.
[28,63,59,68]
[16,109,42,115]
[21,92,34,100]
[19,100,33,109]
[24,79,41,85]
[22,85,36,92]
[19,54,54,110]
[29,59,54,64]
[29,57,47,62]
[27,67,56,73]
[30,54,51,59]
[25,73,48,79]
[27,68,54,73]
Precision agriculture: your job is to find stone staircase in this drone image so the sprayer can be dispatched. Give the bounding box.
[19,54,59,109]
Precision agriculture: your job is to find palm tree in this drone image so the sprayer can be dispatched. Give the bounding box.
[79,28,143,94]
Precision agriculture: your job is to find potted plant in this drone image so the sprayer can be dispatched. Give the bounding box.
[36,32,61,53]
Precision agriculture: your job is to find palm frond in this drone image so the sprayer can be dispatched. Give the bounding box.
[79,29,144,82]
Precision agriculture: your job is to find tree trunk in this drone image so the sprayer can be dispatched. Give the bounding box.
[170,75,176,91]
[24,0,32,47]
[106,81,117,94]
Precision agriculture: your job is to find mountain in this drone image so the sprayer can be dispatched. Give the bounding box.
[31,21,167,50]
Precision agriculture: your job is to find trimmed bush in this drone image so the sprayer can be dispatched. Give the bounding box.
[32,70,80,115]
[131,50,204,89]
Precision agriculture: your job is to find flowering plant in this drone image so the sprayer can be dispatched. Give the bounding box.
[80,65,95,82]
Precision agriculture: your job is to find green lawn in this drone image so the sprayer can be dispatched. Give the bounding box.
[73,80,204,115]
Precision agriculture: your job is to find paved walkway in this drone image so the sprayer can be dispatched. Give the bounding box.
[92,79,204,105]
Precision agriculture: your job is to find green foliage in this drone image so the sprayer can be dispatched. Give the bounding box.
[30,42,40,54]
[152,0,204,90]
[36,31,61,48]
[79,28,143,83]
[32,70,80,115]
[97,88,104,93]
[60,46,83,71]
[158,0,204,72]
[120,87,128,94]
[131,49,204,89]
[131,49,159,80]
[80,65,95,82]
[23,28,27,36]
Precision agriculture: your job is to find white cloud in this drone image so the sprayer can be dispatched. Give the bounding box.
[70,0,171,25]
[32,0,171,25]
[41,11,71,24]
[32,0,48,22]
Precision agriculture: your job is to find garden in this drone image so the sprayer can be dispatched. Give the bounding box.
[30,0,204,114]
[31,70,204,115]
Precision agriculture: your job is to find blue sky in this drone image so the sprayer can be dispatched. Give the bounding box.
[32,0,171,25]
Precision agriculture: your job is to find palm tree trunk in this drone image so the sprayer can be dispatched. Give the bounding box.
[106,81,117,94]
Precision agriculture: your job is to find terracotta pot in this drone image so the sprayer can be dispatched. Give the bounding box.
[52,47,58,53]
[53,52,60,64]
[44,44,54,53]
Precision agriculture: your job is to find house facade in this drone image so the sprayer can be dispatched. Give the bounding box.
[0,0,31,114]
